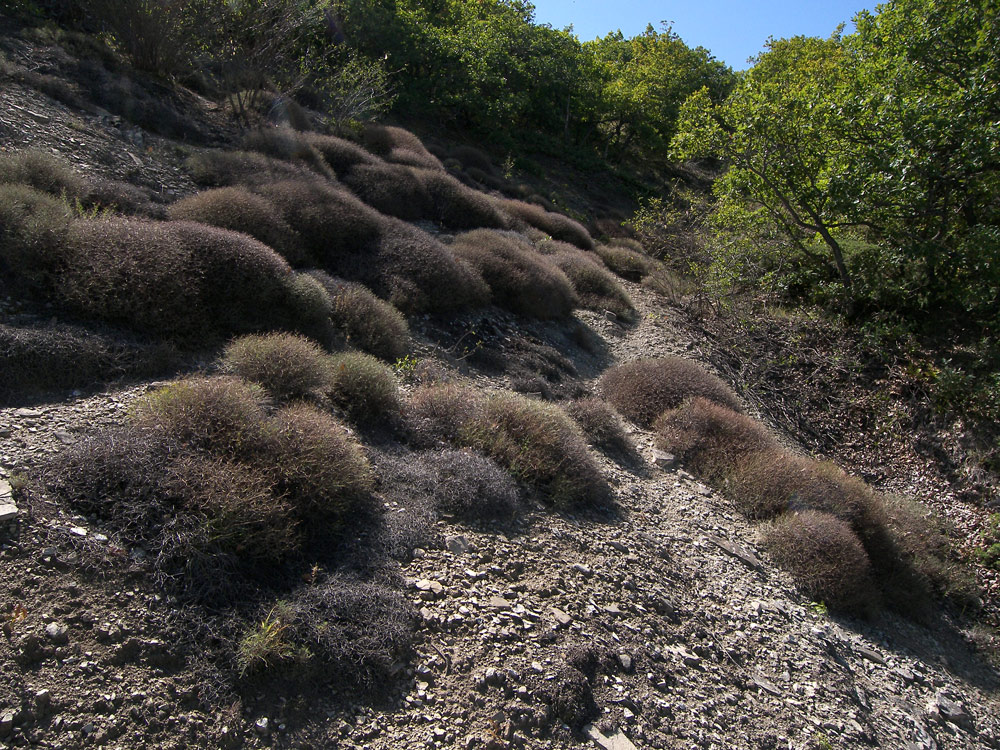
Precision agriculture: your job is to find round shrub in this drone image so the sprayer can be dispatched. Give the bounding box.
[342,162,433,221]
[654,397,778,483]
[0,184,73,296]
[131,375,269,457]
[221,332,331,402]
[414,169,511,230]
[450,145,496,175]
[242,127,334,178]
[461,392,610,508]
[362,124,443,170]
[309,272,409,361]
[185,149,316,187]
[451,230,577,319]
[262,402,372,526]
[304,133,378,173]
[595,243,657,281]
[327,351,401,425]
[423,449,521,520]
[762,510,878,615]
[546,244,636,321]
[167,187,305,265]
[500,198,594,250]
[600,357,742,427]
[0,149,86,199]
[405,383,485,449]
[565,398,634,455]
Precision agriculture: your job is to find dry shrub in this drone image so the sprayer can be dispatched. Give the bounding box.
[762,510,879,615]
[0,149,86,199]
[242,127,334,178]
[600,357,742,427]
[547,245,636,321]
[362,124,443,170]
[0,321,176,402]
[565,398,634,456]
[534,666,597,730]
[309,272,409,361]
[60,218,321,340]
[304,133,378,173]
[422,449,521,520]
[221,332,331,402]
[643,265,692,303]
[462,393,610,508]
[342,162,432,221]
[414,169,511,230]
[83,178,158,216]
[595,243,657,282]
[283,577,413,688]
[185,149,316,188]
[654,397,778,482]
[255,179,387,268]
[451,230,577,319]
[131,376,269,457]
[450,145,496,175]
[405,383,485,449]
[326,351,401,425]
[167,187,304,265]
[0,184,73,295]
[500,199,594,250]
[261,402,372,526]
[371,221,490,314]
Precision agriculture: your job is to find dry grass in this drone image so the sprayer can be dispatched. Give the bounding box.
[500,198,594,250]
[600,357,742,427]
[326,352,401,426]
[762,510,878,615]
[451,230,577,319]
[220,332,331,402]
[654,397,778,482]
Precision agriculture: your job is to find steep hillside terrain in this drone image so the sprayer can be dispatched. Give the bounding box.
[1,18,999,750]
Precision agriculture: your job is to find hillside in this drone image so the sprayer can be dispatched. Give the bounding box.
[2,9,1000,750]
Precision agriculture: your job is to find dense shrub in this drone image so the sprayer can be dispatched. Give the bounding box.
[600,357,742,427]
[405,383,485,449]
[304,133,378,173]
[0,184,73,295]
[415,169,511,230]
[595,243,657,281]
[60,218,323,340]
[546,244,636,321]
[326,352,401,425]
[423,449,521,520]
[83,178,159,216]
[261,402,372,527]
[451,230,577,319]
[185,150,316,188]
[565,398,635,455]
[221,333,331,402]
[0,321,176,402]
[462,393,610,508]
[167,187,304,265]
[371,221,490,314]
[342,162,432,221]
[0,150,86,199]
[762,510,878,615]
[654,397,778,482]
[449,145,496,175]
[242,127,334,178]
[500,199,595,250]
[362,124,443,170]
[309,272,409,361]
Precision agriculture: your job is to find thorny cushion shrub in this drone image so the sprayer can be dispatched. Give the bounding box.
[461,393,610,509]
[185,149,316,188]
[414,169,511,230]
[60,218,325,340]
[326,351,401,426]
[534,666,597,730]
[362,124,443,171]
[654,397,778,483]
[545,244,636,321]
[0,184,73,295]
[451,230,577,319]
[242,127,334,178]
[167,187,304,265]
[309,272,409,361]
[0,321,176,402]
[371,221,490,315]
[405,383,485,449]
[449,145,496,175]
[422,449,521,520]
[595,243,657,282]
[304,133,378,173]
[600,357,742,427]
[261,402,372,528]
[0,150,86,199]
[500,198,595,250]
[762,510,879,615]
[342,162,432,222]
[220,332,331,402]
[565,398,635,456]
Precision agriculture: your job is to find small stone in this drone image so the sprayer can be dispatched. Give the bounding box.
[571,563,593,577]
[551,607,573,628]
[651,449,678,470]
[0,711,14,737]
[617,654,633,673]
[0,503,17,524]
[254,717,270,736]
[45,622,69,644]
[855,646,885,665]
[0,479,12,499]
[69,526,88,537]
[488,596,511,611]
[446,535,472,555]
[54,430,76,445]
[34,690,51,710]
[927,693,974,732]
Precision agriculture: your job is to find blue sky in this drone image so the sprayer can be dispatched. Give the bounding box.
[530,1,876,69]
